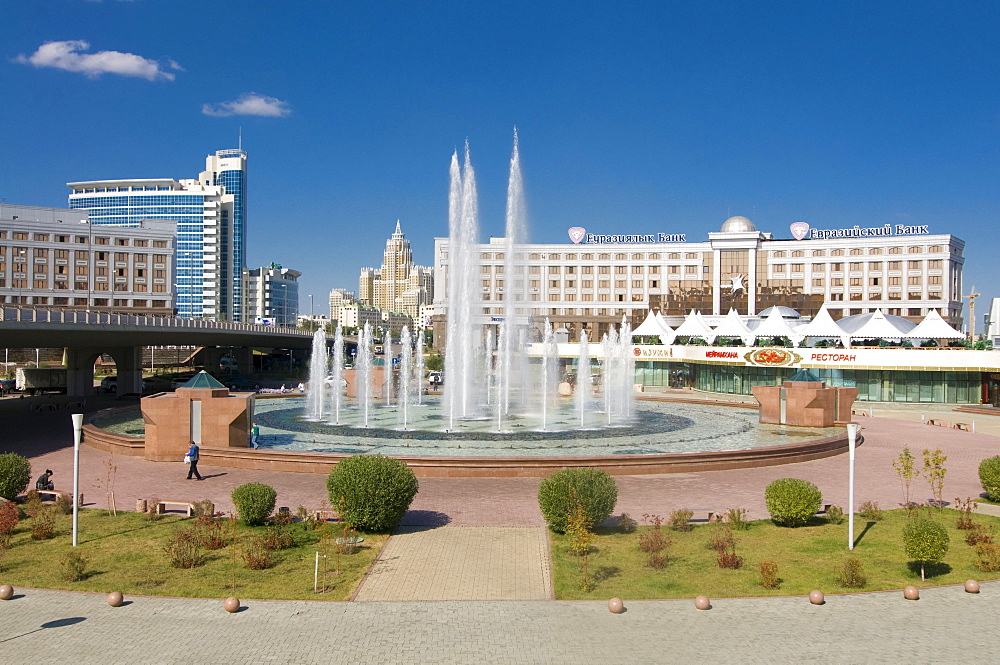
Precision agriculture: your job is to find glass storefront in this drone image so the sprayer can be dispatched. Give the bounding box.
[635,361,982,404]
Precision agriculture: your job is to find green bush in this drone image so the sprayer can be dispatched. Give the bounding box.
[538,468,618,534]
[326,455,418,532]
[979,456,1000,502]
[0,453,31,501]
[764,478,822,527]
[903,517,949,580]
[231,483,277,526]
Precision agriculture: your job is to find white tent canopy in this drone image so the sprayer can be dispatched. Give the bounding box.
[711,308,756,346]
[632,311,670,337]
[673,309,716,343]
[795,304,852,348]
[654,312,677,345]
[840,309,916,341]
[748,306,803,345]
[901,309,964,340]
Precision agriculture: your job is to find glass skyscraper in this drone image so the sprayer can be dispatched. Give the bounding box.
[68,149,248,320]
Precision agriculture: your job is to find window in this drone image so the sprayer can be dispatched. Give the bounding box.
[908,246,922,253]
[888,247,901,254]
[889,277,901,286]
[599,266,610,274]
[792,250,804,257]
[812,278,824,287]
[632,265,643,273]
[632,280,642,288]
[888,292,901,300]
[849,262,862,270]
[869,248,882,255]
[615,253,627,260]
[831,278,844,286]
[869,277,880,286]
[582,266,593,274]
[928,276,942,285]
[831,249,844,256]
[850,248,863,255]
[114,252,128,262]
[566,280,575,288]
[908,292,922,300]
[868,293,881,300]
[812,264,825,272]
[548,266,560,274]
[908,276,922,286]
[908,260,922,269]
[812,250,826,257]
[772,251,786,258]
[33,233,49,241]
[928,260,942,269]
[582,280,593,288]
[581,253,593,260]
[830,293,844,301]
[615,266,627,274]
[850,293,862,300]
[831,263,843,271]
[669,265,679,274]
[773,264,786,274]
[888,261,901,270]
[566,266,576,274]
[791,263,804,272]
[668,253,681,259]
[615,280,626,288]
[850,278,862,286]
[648,265,659,274]
[869,262,883,270]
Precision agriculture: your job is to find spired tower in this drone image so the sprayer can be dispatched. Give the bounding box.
[359,220,432,319]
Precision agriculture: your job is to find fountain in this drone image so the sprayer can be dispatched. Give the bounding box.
[275,134,845,473]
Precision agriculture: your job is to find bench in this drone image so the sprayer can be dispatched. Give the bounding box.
[851,409,868,416]
[953,422,971,431]
[36,489,83,506]
[312,509,340,522]
[153,500,197,517]
[926,418,948,427]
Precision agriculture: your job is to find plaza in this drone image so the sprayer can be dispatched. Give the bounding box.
[3,392,1000,662]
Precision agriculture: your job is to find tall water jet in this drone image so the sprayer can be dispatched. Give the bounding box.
[576,331,592,429]
[399,326,412,430]
[357,323,373,427]
[329,325,344,424]
[383,335,393,406]
[305,329,327,421]
[495,129,528,430]
[414,329,425,406]
[444,143,482,427]
[540,320,557,431]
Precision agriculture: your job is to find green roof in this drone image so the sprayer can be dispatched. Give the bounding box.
[787,368,821,382]
[181,371,226,389]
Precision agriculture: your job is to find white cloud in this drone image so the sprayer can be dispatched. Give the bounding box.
[15,40,177,81]
[202,93,291,118]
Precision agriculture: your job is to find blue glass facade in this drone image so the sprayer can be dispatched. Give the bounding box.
[211,149,247,322]
[69,192,206,318]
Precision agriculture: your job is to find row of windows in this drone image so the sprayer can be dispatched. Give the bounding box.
[482,264,706,275]
[70,186,175,193]
[0,233,169,248]
[775,260,944,272]
[771,245,947,258]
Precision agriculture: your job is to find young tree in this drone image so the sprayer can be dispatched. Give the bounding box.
[893,448,919,512]
[922,449,947,510]
[903,518,949,581]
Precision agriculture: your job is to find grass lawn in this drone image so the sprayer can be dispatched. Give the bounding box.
[1,509,386,600]
[551,509,1000,600]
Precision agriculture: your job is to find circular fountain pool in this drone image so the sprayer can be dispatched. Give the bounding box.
[255,397,843,459]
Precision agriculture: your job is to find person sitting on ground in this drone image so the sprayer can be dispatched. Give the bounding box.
[36,469,54,491]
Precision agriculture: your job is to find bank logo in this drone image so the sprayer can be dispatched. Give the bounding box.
[790,221,810,240]
[568,227,586,244]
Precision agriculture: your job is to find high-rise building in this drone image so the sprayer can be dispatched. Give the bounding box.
[67,148,248,320]
[244,262,300,327]
[328,288,357,320]
[358,220,432,318]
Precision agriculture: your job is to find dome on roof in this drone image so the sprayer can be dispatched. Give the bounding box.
[720,215,756,233]
[759,306,801,319]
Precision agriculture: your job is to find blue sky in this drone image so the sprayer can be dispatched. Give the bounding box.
[3,1,999,326]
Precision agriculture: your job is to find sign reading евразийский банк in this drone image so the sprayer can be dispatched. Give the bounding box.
[789,221,930,240]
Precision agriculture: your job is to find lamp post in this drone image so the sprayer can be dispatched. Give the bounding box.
[847,422,859,550]
[309,293,314,321]
[71,413,83,547]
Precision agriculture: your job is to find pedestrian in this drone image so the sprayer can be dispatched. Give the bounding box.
[35,469,54,491]
[185,442,202,480]
[250,422,260,449]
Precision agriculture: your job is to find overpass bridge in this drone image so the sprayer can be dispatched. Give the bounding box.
[0,308,321,396]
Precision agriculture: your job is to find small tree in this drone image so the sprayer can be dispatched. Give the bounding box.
[0,453,31,501]
[922,449,947,510]
[903,517,949,581]
[565,491,595,592]
[893,448,919,512]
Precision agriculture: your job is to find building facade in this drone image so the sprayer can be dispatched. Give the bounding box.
[244,263,300,327]
[67,148,248,321]
[0,204,175,315]
[359,221,433,318]
[433,216,964,345]
[328,288,358,320]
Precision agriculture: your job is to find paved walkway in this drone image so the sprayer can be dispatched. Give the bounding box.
[1,583,996,664]
[355,526,552,601]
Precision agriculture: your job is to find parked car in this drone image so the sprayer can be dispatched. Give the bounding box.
[100,376,148,393]
[0,378,15,394]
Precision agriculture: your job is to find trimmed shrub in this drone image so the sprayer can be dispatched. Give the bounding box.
[764,478,822,527]
[826,505,845,525]
[616,513,637,534]
[974,543,1000,572]
[759,560,780,589]
[0,453,31,501]
[858,501,884,521]
[326,455,418,532]
[231,483,277,526]
[61,550,89,582]
[979,456,1000,502]
[538,468,618,534]
[903,517,949,580]
[838,556,866,588]
[668,508,694,532]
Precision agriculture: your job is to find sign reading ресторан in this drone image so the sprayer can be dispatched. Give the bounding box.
[790,221,930,241]
[568,227,685,244]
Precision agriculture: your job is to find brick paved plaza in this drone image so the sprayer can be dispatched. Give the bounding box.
[3,394,1000,662]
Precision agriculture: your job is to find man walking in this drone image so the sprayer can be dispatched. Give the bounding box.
[186,442,202,480]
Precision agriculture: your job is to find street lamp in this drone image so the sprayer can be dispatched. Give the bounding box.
[71,413,83,547]
[309,294,314,319]
[847,422,859,550]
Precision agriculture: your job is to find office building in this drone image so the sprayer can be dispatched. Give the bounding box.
[67,148,248,320]
[0,203,175,315]
[244,262,300,327]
